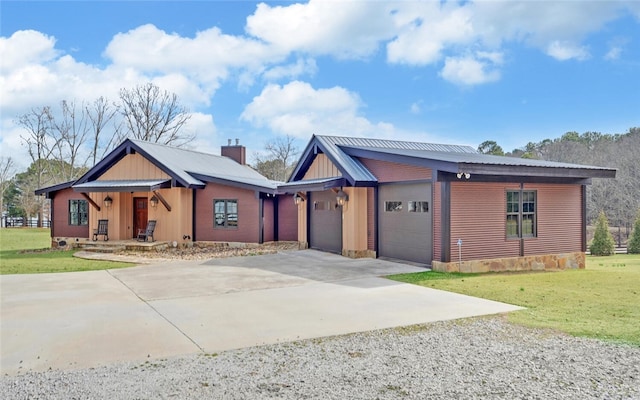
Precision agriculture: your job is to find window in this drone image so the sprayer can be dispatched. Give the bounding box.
[214,199,238,229]
[408,201,429,213]
[385,201,402,212]
[506,190,536,238]
[313,201,331,211]
[69,200,88,226]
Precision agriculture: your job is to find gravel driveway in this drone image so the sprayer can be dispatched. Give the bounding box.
[2,317,638,399]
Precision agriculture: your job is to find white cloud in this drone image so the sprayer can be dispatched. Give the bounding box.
[246,0,396,59]
[546,41,590,61]
[440,53,502,85]
[387,2,475,65]
[410,101,422,115]
[263,58,318,81]
[0,30,59,73]
[604,46,622,61]
[240,81,396,138]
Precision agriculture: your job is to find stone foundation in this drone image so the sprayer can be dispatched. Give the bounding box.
[432,252,585,273]
[342,249,377,259]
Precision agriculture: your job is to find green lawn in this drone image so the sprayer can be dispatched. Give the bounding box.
[0,228,133,274]
[389,254,640,345]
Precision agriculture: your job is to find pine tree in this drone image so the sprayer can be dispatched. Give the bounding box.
[590,210,615,256]
[628,209,640,254]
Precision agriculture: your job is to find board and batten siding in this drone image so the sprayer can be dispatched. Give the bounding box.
[450,182,521,261]
[367,187,375,251]
[98,153,170,181]
[303,154,341,179]
[358,158,432,183]
[523,184,582,255]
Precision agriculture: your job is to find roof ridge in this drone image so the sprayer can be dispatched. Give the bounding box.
[130,138,226,159]
[314,134,476,151]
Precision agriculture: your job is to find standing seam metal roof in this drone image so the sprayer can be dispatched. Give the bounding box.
[130,139,279,190]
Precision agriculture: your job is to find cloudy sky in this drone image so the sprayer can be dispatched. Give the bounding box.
[2,0,639,169]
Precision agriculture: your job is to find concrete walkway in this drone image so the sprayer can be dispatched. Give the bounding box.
[1,250,522,375]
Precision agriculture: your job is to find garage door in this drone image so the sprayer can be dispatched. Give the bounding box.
[309,190,342,253]
[379,183,432,264]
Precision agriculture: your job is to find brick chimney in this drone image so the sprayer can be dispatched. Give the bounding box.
[221,138,246,165]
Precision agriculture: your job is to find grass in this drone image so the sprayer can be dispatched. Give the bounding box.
[388,254,640,345]
[0,228,133,274]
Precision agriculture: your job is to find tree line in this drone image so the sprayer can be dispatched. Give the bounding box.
[1,82,192,225]
[478,127,640,241]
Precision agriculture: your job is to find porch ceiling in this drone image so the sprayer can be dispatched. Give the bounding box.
[72,179,172,193]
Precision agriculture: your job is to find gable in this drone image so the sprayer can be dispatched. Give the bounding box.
[303,154,341,180]
[98,153,171,181]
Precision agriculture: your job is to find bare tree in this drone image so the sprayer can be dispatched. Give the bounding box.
[86,96,121,166]
[253,135,299,181]
[52,100,90,181]
[16,106,58,226]
[0,157,16,220]
[119,82,193,146]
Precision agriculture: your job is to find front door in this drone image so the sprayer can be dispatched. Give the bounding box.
[133,197,148,238]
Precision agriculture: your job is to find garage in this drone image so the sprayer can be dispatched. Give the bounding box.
[309,190,343,253]
[378,182,432,265]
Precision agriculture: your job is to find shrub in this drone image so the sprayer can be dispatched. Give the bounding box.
[628,209,640,254]
[590,210,615,256]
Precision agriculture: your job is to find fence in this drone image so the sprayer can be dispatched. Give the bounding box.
[1,217,51,228]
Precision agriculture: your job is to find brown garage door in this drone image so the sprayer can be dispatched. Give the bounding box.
[309,190,342,254]
[379,183,432,264]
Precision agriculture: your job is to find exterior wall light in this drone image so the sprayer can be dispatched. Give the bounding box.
[150,195,159,208]
[456,172,471,180]
[293,192,306,206]
[336,189,349,207]
[103,195,113,208]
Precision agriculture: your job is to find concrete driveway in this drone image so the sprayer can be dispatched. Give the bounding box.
[1,250,522,375]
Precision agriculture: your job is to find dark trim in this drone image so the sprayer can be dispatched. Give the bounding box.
[35,180,75,197]
[373,186,379,254]
[81,193,101,212]
[192,189,197,242]
[278,177,347,193]
[190,173,275,193]
[581,184,587,252]
[437,171,592,185]
[305,191,311,246]
[73,139,201,189]
[441,181,451,263]
[289,136,360,185]
[273,196,279,242]
[259,198,264,244]
[519,183,525,257]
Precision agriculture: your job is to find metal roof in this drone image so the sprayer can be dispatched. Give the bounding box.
[72,179,172,192]
[320,135,477,153]
[130,139,279,190]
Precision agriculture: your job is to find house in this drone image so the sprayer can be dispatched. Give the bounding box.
[279,135,616,272]
[35,139,297,247]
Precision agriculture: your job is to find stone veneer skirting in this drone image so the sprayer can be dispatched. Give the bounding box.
[342,249,377,259]
[432,252,585,273]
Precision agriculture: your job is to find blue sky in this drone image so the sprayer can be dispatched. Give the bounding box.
[2,1,639,169]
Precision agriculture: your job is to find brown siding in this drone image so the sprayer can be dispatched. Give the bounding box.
[433,182,441,262]
[195,183,260,243]
[51,188,89,239]
[263,198,274,242]
[303,154,341,179]
[524,184,582,255]
[358,158,432,183]
[99,153,170,180]
[450,182,521,261]
[278,195,298,241]
[367,187,375,251]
